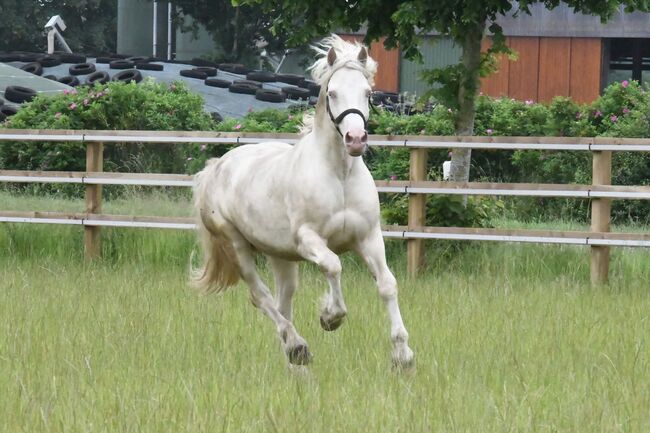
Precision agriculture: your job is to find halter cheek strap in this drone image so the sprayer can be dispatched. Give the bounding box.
[326,95,368,137]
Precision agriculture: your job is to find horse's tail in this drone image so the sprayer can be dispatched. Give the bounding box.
[190,158,241,294]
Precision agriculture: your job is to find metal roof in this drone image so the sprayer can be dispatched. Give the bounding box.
[496,4,650,38]
[1,57,305,118]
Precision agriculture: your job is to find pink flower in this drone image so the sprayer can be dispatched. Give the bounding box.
[525,100,534,105]
[622,80,629,88]
[610,115,618,122]
[54,112,62,118]
[288,114,294,120]
[479,92,483,96]
[390,175,397,181]
[594,110,602,118]
[623,107,630,114]
[63,89,70,95]
[83,98,89,106]
[575,112,582,119]
[234,123,242,130]
[69,103,77,110]
[486,129,493,135]
[71,89,77,95]
[200,144,207,151]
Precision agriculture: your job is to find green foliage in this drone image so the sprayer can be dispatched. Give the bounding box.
[0,80,215,175]
[144,0,285,65]
[0,0,116,53]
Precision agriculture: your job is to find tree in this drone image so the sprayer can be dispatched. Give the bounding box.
[236,0,648,182]
[150,0,286,64]
[0,0,117,54]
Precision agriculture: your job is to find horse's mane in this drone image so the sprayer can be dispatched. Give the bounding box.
[300,35,377,135]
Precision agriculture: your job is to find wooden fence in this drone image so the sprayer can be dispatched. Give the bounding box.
[2,129,650,285]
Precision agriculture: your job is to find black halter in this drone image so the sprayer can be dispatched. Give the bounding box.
[326,94,368,137]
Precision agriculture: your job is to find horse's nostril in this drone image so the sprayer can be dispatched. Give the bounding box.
[362,131,368,143]
[344,132,353,144]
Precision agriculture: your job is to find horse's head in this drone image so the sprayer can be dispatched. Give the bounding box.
[310,36,377,157]
[325,47,372,157]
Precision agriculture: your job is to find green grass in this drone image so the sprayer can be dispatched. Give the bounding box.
[1,221,650,432]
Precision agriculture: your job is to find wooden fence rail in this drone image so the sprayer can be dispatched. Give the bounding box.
[2,129,650,286]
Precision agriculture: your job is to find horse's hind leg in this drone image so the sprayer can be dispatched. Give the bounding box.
[230,234,311,365]
[296,227,347,331]
[267,256,298,321]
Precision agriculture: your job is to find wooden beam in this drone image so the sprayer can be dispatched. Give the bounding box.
[590,150,612,285]
[84,142,103,261]
[407,148,428,275]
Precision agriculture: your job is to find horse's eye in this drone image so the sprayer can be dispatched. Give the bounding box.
[328,90,337,99]
[365,89,372,98]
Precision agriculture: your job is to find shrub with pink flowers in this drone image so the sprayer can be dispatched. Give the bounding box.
[1,80,214,175]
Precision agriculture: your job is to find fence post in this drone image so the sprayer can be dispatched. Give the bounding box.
[84,141,103,260]
[590,150,612,285]
[407,147,428,276]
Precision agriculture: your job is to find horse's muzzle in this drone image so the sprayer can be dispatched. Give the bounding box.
[345,130,368,157]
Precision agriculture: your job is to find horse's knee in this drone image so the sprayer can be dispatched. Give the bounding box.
[321,255,342,278]
[377,274,398,300]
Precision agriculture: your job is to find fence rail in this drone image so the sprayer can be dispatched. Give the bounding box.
[2,128,649,285]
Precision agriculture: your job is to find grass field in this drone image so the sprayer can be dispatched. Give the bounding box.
[1,192,650,432]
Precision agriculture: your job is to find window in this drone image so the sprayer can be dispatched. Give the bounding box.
[607,38,650,86]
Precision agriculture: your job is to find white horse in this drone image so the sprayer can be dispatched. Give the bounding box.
[192,35,414,368]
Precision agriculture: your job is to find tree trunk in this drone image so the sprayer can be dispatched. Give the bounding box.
[449,20,486,183]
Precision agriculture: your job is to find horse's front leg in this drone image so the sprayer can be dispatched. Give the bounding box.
[355,226,414,369]
[296,227,347,331]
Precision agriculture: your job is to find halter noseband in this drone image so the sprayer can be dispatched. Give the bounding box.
[325,95,368,137]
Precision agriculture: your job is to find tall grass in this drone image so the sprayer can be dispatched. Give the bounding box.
[1,192,650,432]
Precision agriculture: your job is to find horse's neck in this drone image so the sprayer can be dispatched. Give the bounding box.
[301,104,356,179]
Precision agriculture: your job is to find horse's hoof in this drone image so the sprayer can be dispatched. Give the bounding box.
[287,344,312,365]
[391,347,415,373]
[320,313,346,331]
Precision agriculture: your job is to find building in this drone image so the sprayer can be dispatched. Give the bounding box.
[116,1,650,103]
[344,4,650,103]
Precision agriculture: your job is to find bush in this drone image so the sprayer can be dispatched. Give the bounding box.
[0,80,215,175]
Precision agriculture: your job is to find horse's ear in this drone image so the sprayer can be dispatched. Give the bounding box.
[357,46,368,64]
[327,48,337,66]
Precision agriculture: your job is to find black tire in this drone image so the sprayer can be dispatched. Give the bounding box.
[40,55,62,67]
[126,56,150,63]
[58,75,80,87]
[137,62,163,71]
[210,111,223,123]
[255,89,286,103]
[282,86,311,100]
[43,75,58,81]
[58,53,86,64]
[85,71,110,85]
[5,85,38,103]
[0,53,21,62]
[109,60,134,70]
[193,67,217,77]
[233,79,262,88]
[180,69,208,79]
[95,56,113,64]
[192,58,219,68]
[276,73,304,85]
[218,63,245,74]
[0,104,19,121]
[20,62,43,76]
[107,53,131,59]
[302,79,321,97]
[19,52,43,62]
[246,70,277,83]
[112,69,142,83]
[204,78,231,88]
[228,82,258,95]
[69,63,96,76]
